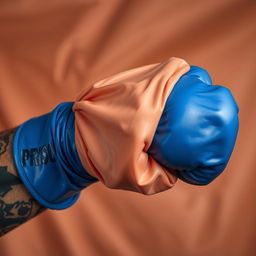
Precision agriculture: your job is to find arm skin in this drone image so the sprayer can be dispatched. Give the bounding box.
[0,127,46,237]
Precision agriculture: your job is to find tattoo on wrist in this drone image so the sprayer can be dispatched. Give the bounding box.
[0,198,34,236]
[0,128,46,237]
[0,132,9,155]
[0,166,22,197]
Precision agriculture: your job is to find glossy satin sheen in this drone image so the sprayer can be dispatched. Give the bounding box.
[13,102,97,209]
[73,57,189,195]
[148,66,239,185]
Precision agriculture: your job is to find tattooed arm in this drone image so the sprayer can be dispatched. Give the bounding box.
[0,103,99,236]
[0,128,45,237]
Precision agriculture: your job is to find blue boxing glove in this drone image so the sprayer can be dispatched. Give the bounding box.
[147,66,239,185]
[13,102,98,209]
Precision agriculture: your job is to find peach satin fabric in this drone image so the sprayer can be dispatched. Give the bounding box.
[73,57,189,194]
[0,0,255,256]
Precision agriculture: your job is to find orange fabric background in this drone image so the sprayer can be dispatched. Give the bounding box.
[0,0,255,255]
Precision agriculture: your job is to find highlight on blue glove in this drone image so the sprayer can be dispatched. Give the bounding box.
[147,66,239,185]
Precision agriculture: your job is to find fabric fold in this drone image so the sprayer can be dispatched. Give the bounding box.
[73,57,190,194]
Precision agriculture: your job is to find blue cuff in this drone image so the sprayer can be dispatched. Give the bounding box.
[13,102,98,210]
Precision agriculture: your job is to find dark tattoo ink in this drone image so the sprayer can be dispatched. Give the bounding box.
[0,133,10,155]
[0,166,22,197]
[0,128,46,236]
[0,199,34,236]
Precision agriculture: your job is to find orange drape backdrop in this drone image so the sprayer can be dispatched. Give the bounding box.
[0,0,255,255]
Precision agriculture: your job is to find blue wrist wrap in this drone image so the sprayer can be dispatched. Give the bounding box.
[13,102,98,210]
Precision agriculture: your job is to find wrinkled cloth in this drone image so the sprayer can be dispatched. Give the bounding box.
[73,57,189,194]
[0,1,255,256]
